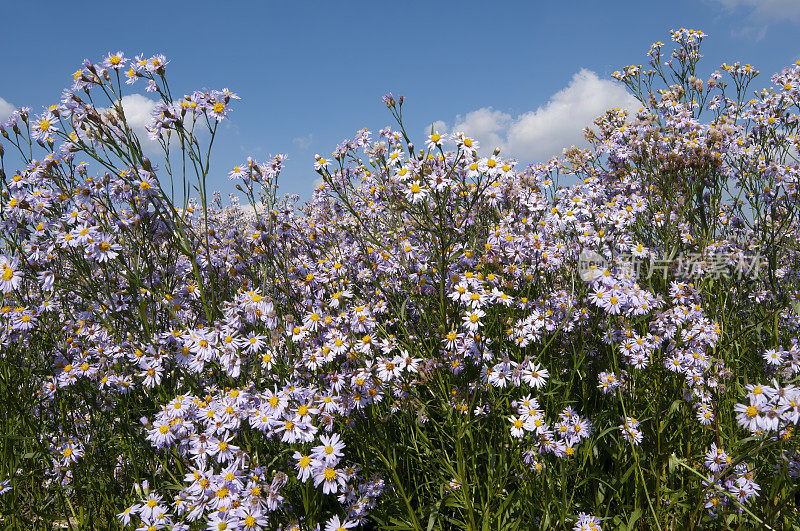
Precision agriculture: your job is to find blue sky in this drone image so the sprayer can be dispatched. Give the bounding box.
[2,0,800,202]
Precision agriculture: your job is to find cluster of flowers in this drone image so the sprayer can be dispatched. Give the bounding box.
[733,349,800,436]
[1,29,800,528]
[701,443,761,518]
[135,382,385,528]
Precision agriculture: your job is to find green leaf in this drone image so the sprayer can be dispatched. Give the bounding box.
[668,453,678,475]
[426,499,443,531]
[627,508,643,530]
[597,481,606,505]
[620,463,636,485]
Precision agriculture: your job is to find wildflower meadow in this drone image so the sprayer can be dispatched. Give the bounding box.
[1,29,800,530]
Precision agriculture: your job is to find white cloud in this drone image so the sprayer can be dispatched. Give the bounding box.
[293,133,314,149]
[0,97,15,122]
[709,0,800,22]
[452,109,512,155]
[238,200,267,214]
[423,120,450,139]
[708,0,800,40]
[104,94,198,155]
[505,70,640,159]
[434,69,640,162]
[99,94,159,147]
[118,94,158,133]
